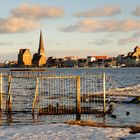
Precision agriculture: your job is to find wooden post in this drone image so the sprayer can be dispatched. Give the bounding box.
[103,73,106,114]
[7,75,12,113]
[0,73,3,110]
[76,76,81,121]
[32,77,39,115]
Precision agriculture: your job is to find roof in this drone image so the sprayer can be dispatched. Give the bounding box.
[38,30,45,53]
[19,49,30,55]
[93,56,108,59]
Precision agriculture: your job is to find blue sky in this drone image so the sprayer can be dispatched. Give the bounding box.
[0,0,140,62]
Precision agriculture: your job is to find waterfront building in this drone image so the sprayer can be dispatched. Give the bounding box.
[18,49,32,67]
[127,46,140,59]
[63,56,78,67]
[87,56,109,67]
[47,57,58,67]
[32,31,46,67]
[117,46,140,67]
[63,56,78,61]
[77,58,87,67]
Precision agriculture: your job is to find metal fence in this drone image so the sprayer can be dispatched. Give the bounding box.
[0,72,115,118]
[0,70,139,125]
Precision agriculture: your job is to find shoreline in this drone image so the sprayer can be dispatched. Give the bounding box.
[65,120,140,134]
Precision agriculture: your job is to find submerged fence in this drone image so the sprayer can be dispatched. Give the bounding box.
[0,70,121,122]
[0,69,139,125]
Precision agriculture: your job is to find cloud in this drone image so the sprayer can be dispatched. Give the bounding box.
[90,39,112,45]
[0,4,64,33]
[118,30,140,45]
[133,31,140,37]
[61,19,140,33]
[0,17,39,33]
[47,40,62,46]
[0,41,15,46]
[74,5,121,17]
[133,6,140,16]
[118,37,139,45]
[11,4,64,19]
[0,41,32,46]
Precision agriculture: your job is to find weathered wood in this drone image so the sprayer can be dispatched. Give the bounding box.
[103,73,106,113]
[7,75,12,113]
[0,73,3,110]
[32,78,39,115]
[76,76,81,121]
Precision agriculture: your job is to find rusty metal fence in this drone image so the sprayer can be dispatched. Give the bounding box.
[0,71,118,121]
[0,70,139,126]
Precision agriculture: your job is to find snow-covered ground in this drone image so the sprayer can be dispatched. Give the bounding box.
[0,123,139,140]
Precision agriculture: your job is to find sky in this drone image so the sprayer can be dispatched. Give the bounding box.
[0,0,140,62]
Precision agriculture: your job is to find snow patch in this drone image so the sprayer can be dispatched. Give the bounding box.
[0,123,131,140]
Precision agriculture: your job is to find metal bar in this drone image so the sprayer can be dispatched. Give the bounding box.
[103,73,106,114]
[0,73,2,110]
[76,76,81,121]
[32,77,39,115]
[7,75,12,113]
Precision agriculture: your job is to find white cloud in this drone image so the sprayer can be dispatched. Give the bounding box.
[74,5,121,17]
[0,4,64,33]
[0,17,39,33]
[11,4,64,20]
[118,37,139,45]
[61,19,140,33]
[91,39,112,45]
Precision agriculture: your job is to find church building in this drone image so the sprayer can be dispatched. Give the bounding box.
[18,49,32,67]
[32,31,46,67]
[18,30,46,67]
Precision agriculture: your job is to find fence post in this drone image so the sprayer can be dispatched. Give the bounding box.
[76,76,81,121]
[103,73,106,114]
[32,77,39,115]
[0,73,3,110]
[7,75,12,113]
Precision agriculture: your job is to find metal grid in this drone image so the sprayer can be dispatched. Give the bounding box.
[0,72,130,123]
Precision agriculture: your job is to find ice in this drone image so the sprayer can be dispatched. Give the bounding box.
[0,123,132,140]
[121,133,140,140]
[114,84,140,94]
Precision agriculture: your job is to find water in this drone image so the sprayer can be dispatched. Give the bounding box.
[47,67,140,87]
[0,67,140,126]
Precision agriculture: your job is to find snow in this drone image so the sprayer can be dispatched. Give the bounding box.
[0,123,133,140]
[115,84,140,94]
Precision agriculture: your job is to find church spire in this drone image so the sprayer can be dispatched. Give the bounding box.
[38,30,45,55]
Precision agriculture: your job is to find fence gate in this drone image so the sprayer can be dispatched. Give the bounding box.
[34,74,114,120]
[3,75,36,113]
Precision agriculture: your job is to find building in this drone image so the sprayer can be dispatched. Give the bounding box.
[63,56,78,67]
[77,58,87,67]
[47,57,58,67]
[87,56,109,67]
[125,46,140,66]
[18,49,32,67]
[32,31,46,67]
[63,56,78,61]
[127,46,140,59]
[116,46,140,67]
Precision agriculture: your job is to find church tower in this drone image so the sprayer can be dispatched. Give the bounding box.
[38,30,46,58]
[32,30,46,67]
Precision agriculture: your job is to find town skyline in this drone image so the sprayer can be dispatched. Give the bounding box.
[0,0,140,62]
